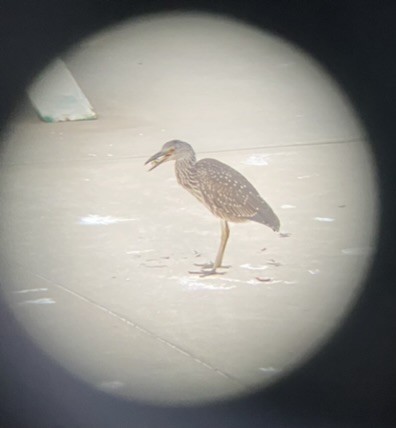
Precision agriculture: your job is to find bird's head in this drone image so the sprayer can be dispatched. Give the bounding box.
[145,140,194,171]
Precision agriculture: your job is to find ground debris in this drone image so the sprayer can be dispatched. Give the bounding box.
[267,259,282,267]
[256,277,273,282]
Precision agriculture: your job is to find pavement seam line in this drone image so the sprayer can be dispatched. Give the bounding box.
[0,137,365,167]
[30,271,248,388]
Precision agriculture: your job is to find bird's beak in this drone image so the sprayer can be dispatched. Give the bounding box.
[144,149,171,171]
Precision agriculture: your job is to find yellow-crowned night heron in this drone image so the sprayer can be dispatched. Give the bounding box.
[145,140,280,276]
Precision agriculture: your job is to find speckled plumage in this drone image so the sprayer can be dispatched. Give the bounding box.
[172,143,280,230]
[145,140,280,275]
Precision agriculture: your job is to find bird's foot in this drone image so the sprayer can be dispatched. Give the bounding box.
[193,261,231,269]
[188,267,226,277]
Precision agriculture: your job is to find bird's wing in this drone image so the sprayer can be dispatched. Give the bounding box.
[196,158,264,220]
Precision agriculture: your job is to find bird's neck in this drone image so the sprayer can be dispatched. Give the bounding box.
[174,154,198,193]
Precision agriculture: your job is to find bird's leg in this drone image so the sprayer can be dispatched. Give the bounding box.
[189,220,230,276]
[214,220,229,269]
[193,220,230,269]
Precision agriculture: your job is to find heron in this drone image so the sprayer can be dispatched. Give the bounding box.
[145,140,280,276]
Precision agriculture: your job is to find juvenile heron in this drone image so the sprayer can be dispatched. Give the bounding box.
[145,140,280,275]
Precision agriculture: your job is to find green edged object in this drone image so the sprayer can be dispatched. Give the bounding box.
[28,59,97,122]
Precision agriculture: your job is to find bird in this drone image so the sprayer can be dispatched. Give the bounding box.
[145,140,280,276]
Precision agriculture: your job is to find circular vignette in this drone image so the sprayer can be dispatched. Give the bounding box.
[0,2,394,427]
